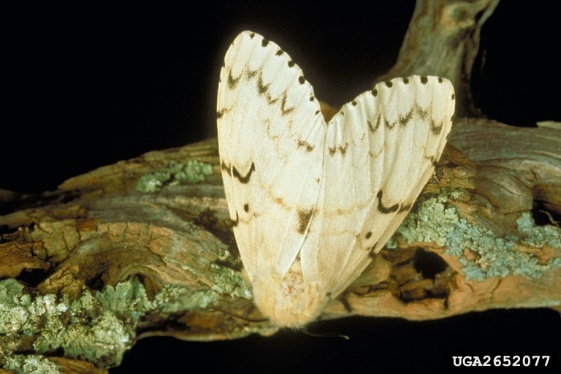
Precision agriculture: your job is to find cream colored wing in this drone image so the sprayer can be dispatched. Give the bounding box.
[301,76,455,297]
[217,31,326,285]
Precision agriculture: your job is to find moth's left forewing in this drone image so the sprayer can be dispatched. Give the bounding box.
[217,31,326,284]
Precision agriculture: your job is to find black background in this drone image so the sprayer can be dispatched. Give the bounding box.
[2,1,560,372]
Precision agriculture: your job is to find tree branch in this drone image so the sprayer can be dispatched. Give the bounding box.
[1,1,560,372]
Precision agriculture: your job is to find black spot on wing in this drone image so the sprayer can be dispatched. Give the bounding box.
[297,209,314,235]
[376,190,400,214]
[276,49,284,56]
[420,76,428,84]
[288,60,295,68]
[243,203,249,213]
[403,77,409,84]
[365,231,372,239]
[261,39,269,47]
[372,88,378,97]
[385,81,393,88]
[298,76,305,85]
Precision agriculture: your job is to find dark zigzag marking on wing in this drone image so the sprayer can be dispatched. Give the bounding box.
[257,73,270,95]
[237,68,296,114]
[376,190,400,214]
[227,72,241,90]
[297,139,315,152]
[221,161,255,184]
[328,143,349,156]
[228,43,300,114]
[280,94,295,115]
[398,107,414,127]
[372,103,451,132]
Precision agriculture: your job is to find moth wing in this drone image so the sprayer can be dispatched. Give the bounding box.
[301,76,455,295]
[217,31,326,282]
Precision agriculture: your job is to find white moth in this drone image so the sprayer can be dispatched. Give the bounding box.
[217,31,455,327]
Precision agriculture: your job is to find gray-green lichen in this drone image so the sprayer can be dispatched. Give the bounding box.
[0,276,227,369]
[516,212,561,248]
[208,263,253,299]
[4,354,61,374]
[170,252,252,301]
[394,194,561,281]
[153,286,219,314]
[136,160,213,193]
